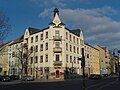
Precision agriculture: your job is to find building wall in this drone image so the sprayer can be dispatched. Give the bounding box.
[94,45,111,74]
[92,47,100,74]
[84,43,93,76]
[0,42,12,75]
[8,42,23,77]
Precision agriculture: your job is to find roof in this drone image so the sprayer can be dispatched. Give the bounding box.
[28,27,40,35]
[9,35,24,45]
[65,27,81,37]
[0,41,12,48]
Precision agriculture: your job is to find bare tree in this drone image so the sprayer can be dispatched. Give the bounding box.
[13,43,32,77]
[0,11,10,44]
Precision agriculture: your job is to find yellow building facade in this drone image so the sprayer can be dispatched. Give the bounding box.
[92,47,100,74]
[0,42,12,75]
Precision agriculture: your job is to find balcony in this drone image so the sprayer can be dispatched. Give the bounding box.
[53,61,62,66]
[53,47,62,53]
[53,36,62,41]
[23,43,28,49]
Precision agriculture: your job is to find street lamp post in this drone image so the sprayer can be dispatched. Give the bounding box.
[78,48,86,90]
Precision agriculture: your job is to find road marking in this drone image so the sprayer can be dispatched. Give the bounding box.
[96,80,117,90]
[86,83,104,89]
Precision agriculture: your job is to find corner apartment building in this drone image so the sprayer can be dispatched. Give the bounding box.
[9,8,84,79]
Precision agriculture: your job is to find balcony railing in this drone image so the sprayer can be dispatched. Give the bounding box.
[53,36,62,41]
[53,47,62,53]
[53,61,62,66]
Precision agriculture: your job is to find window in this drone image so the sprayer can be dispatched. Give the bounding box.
[46,43,48,50]
[66,32,68,39]
[45,54,48,62]
[56,42,60,47]
[35,56,38,63]
[70,34,72,41]
[66,54,68,62]
[30,46,33,53]
[35,35,38,42]
[35,45,38,52]
[30,57,33,64]
[77,47,79,54]
[40,44,43,51]
[66,43,68,51]
[77,38,79,44]
[31,37,33,43]
[41,34,43,40]
[73,46,76,53]
[30,68,32,75]
[87,54,89,58]
[70,45,72,52]
[40,55,43,63]
[77,60,79,64]
[40,67,43,75]
[73,36,75,43]
[56,54,60,61]
[74,57,76,63]
[46,32,48,39]
[55,31,60,37]
[70,56,72,63]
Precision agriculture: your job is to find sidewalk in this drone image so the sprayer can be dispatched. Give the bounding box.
[0,78,83,85]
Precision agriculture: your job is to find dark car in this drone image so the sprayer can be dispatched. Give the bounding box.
[9,75,19,80]
[0,76,11,82]
[94,75,102,80]
[21,76,33,81]
[89,74,96,79]
[89,74,102,80]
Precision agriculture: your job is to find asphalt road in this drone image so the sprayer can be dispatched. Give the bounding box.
[0,77,120,90]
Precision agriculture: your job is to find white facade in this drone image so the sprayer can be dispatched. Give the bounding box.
[8,36,23,77]
[23,8,84,79]
[84,43,93,76]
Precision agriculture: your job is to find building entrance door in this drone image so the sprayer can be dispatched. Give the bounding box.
[56,70,60,78]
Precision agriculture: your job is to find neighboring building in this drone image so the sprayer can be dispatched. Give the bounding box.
[92,47,100,74]
[8,35,24,77]
[84,43,93,76]
[109,52,117,74]
[0,41,13,75]
[101,47,111,74]
[23,8,84,79]
[94,45,111,74]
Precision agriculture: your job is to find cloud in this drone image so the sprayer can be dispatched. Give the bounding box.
[30,0,66,7]
[39,7,120,49]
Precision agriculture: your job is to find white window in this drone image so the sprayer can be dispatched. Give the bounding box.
[56,42,60,47]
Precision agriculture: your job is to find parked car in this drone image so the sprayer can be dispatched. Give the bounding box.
[88,74,96,79]
[89,74,102,80]
[94,75,102,80]
[102,74,108,78]
[21,76,33,81]
[0,76,11,82]
[9,75,19,80]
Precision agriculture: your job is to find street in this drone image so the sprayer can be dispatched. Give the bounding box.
[0,77,120,90]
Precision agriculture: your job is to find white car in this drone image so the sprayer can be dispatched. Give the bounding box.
[21,76,34,81]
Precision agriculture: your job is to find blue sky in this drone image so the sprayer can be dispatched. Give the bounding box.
[0,0,120,50]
